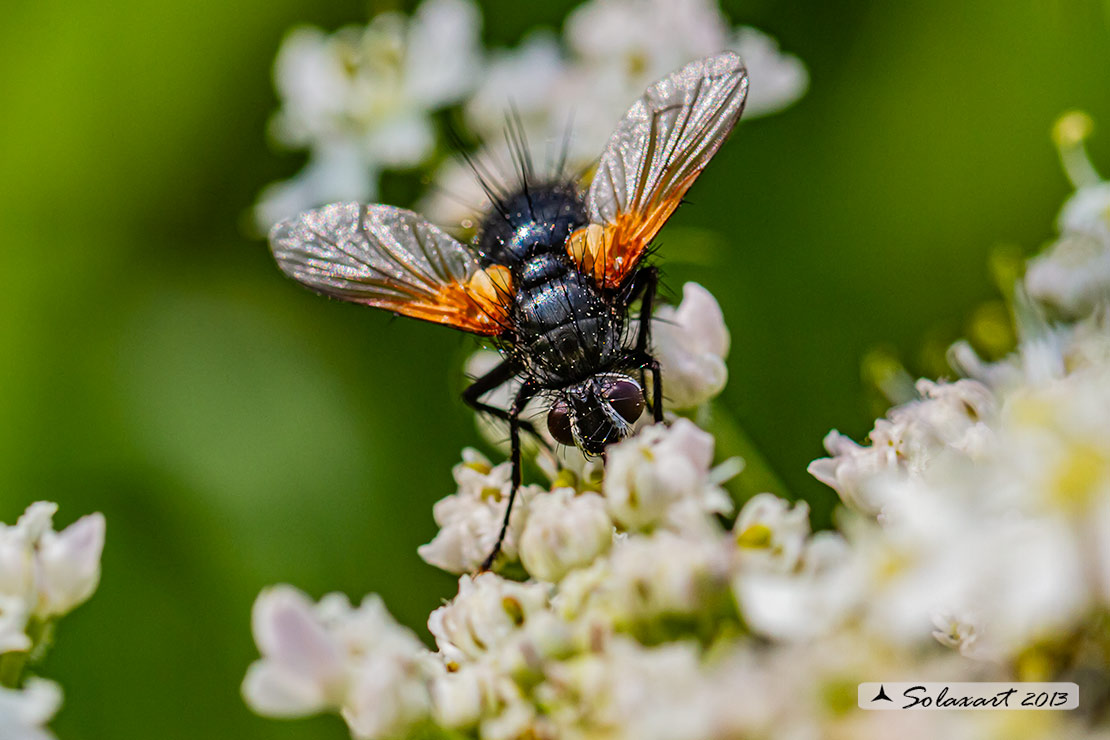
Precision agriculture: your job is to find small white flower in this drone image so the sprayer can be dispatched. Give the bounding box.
[243,586,433,738]
[566,0,728,85]
[808,378,994,514]
[731,493,810,572]
[519,489,613,582]
[418,450,541,573]
[734,531,859,640]
[34,513,104,620]
[0,502,106,631]
[0,678,62,740]
[342,658,434,740]
[541,636,719,740]
[242,586,350,716]
[430,659,530,730]
[1058,181,1110,244]
[930,611,981,657]
[427,573,549,666]
[1025,232,1110,317]
[559,529,733,629]
[604,419,731,531]
[650,282,730,410]
[464,32,570,145]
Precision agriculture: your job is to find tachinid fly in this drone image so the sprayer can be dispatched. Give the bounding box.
[269,52,749,569]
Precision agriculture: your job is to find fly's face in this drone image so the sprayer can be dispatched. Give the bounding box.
[545,374,646,455]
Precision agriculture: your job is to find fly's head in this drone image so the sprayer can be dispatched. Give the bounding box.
[546,374,646,456]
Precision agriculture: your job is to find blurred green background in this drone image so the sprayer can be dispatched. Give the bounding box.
[2,0,1109,737]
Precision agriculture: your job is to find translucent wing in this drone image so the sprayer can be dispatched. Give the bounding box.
[270,203,513,336]
[568,52,749,289]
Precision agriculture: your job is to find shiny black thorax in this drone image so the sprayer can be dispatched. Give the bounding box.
[477,182,627,387]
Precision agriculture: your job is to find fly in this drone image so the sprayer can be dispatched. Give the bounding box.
[268,52,749,569]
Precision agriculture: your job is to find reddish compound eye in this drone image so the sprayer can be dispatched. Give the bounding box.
[604,379,645,424]
[546,401,574,446]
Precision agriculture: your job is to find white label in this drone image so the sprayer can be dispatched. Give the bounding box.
[857,683,1079,710]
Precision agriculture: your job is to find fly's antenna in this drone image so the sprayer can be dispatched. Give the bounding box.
[445,120,512,224]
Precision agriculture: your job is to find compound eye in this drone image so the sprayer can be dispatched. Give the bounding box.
[546,401,575,446]
[604,379,645,424]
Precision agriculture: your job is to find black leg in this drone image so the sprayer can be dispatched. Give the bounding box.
[647,358,663,422]
[480,382,538,571]
[631,266,659,355]
[622,267,661,417]
[624,349,664,423]
[462,360,547,446]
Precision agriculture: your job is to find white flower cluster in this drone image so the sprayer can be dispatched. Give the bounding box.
[0,502,106,740]
[255,0,807,231]
[807,303,1110,664]
[244,403,1104,738]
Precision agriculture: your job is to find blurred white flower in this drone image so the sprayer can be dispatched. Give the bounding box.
[34,513,105,620]
[0,503,106,740]
[243,586,433,739]
[650,282,730,410]
[557,529,734,631]
[254,140,376,234]
[519,489,613,582]
[567,0,728,82]
[731,492,810,573]
[464,33,571,149]
[255,0,483,229]
[808,378,993,514]
[428,661,487,729]
[0,678,61,740]
[542,636,717,740]
[243,586,349,716]
[1026,112,1110,316]
[0,502,105,635]
[1058,180,1110,244]
[734,531,859,641]
[729,27,808,118]
[418,449,541,573]
[604,419,732,531]
[1025,232,1110,317]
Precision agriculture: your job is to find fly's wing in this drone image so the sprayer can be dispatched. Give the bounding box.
[568,52,748,290]
[270,203,513,336]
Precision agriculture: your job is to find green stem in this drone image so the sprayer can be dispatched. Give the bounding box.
[697,403,793,505]
[0,618,52,689]
[0,650,27,689]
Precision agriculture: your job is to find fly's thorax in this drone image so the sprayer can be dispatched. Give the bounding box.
[477,181,586,266]
[546,374,646,455]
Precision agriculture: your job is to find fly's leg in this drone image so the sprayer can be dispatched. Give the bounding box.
[625,350,664,423]
[621,267,661,417]
[480,382,539,571]
[462,360,548,448]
